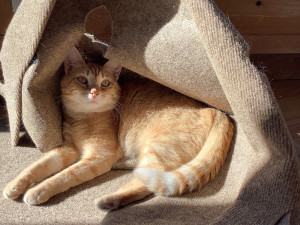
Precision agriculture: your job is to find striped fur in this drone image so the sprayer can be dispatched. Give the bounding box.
[3,48,234,210]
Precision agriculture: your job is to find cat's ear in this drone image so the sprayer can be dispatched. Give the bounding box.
[103,60,122,80]
[64,47,85,74]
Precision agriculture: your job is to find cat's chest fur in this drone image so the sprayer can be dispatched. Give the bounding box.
[63,112,118,153]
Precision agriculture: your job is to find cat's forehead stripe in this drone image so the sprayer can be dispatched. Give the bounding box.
[87,64,103,78]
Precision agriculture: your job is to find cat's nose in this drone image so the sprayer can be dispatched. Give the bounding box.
[89,88,99,99]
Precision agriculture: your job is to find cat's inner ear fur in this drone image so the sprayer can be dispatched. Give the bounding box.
[103,60,122,80]
[64,47,85,74]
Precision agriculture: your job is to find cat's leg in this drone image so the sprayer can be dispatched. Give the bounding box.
[95,145,166,211]
[3,145,80,200]
[23,147,120,205]
[95,178,152,211]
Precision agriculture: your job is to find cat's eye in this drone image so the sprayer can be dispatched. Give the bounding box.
[101,80,110,87]
[77,76,88,84]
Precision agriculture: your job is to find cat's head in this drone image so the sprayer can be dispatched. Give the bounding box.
[61,47,122,114]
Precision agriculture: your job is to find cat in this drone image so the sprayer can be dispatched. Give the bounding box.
[3,47,234,211]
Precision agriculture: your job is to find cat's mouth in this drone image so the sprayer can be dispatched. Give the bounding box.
[83,96,99,103]
[86,100,98,104]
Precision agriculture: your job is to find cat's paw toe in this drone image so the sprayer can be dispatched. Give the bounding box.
[3,187,21,200]
[95,195,121,211]
[23,188,50,205]
[3,180,27,200]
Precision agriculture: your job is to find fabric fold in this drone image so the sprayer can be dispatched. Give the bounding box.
[0,0,299,224]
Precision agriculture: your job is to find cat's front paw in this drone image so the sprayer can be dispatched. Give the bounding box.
[95,194,121,211]
[3,179,28,200]
[23,187,51,205]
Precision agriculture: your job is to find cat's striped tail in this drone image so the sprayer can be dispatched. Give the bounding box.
[134,112,234,196]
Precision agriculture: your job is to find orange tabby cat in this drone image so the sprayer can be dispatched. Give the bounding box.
[3,48,233,211]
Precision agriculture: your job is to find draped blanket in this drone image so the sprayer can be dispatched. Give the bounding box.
[0,0,299,224]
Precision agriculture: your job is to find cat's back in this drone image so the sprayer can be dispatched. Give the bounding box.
[118,75,203,117]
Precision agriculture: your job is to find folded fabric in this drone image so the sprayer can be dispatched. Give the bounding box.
[0,0,299,224]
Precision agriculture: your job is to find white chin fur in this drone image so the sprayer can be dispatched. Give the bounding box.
[64,94,114,113]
